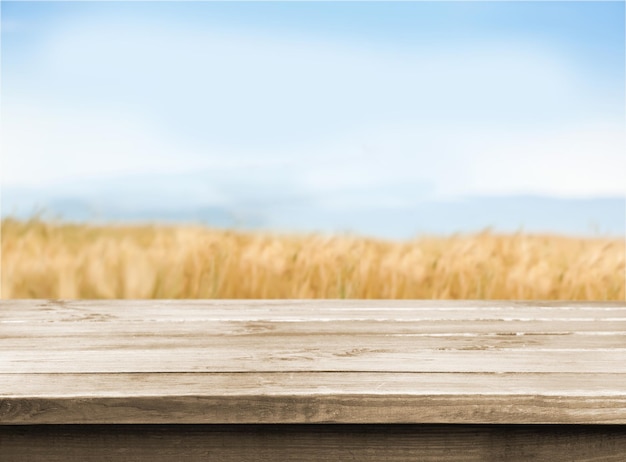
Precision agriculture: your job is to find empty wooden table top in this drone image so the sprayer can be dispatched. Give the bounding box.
[1,300,625,425]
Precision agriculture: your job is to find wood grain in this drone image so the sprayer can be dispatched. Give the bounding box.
[1,300,625,424]
[3,299,624,321]
[1,424,625,462]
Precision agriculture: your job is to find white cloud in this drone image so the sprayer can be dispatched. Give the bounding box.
[460,121,626,197]
[2,16,623,203]
[2,102,202,188]
[291,119,625,206]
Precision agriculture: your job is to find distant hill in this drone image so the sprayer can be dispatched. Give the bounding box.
[2,172,623,239]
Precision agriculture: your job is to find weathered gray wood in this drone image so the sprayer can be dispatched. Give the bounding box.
[5,332,625,351]
[2,383,626,424]
[2,372,626,424]
[1,424,625,462]
[3,372,624,397]
[2,299,624,322]
[4,348,626,373]
[1,300,625,425]
[3,318,623,335]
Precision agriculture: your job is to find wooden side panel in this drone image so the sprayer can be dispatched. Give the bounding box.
[3,373,626,424]
[1,424,625,462]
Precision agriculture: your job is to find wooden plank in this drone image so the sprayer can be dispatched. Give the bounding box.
[2,299,625,322]
[1,424,625,461]
[2,373,626,424]
[8,394,626,425]
[4,348,626,374]
[2,319,625,336]
[1,300,624,425]
[4,332,625,351]
[4,372,625,398]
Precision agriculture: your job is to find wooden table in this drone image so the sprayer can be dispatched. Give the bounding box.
[1,300,625,461]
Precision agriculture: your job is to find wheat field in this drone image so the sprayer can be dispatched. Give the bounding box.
[1,218,624,300]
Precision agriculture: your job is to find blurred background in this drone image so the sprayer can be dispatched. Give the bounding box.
[2,1,624,238]
[1,2,624,300]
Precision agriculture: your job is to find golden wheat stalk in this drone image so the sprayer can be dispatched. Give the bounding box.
[1,218,623,300]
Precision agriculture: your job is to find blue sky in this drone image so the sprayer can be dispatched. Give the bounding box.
[1,1,625,236]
